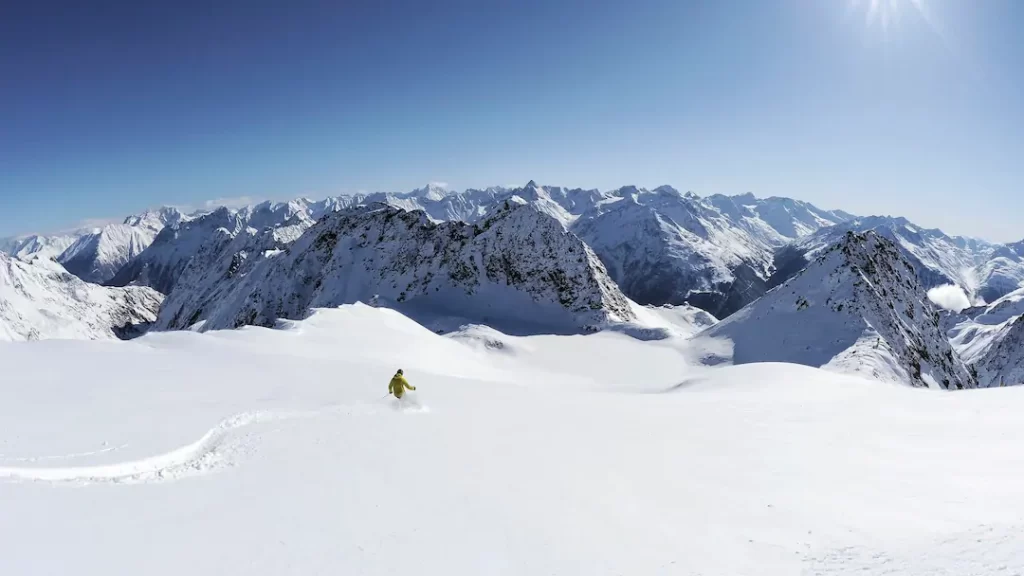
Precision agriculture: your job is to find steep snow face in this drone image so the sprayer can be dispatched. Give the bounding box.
[572,188,780,317]
[173,200,636,334]
[154,221,311,330]
[779,216,1024,305]
[58,225,160,284]
[700,231,976,389]
[947,288,1024,386]
[0,253,162,341]
[109,208,247,293]
[975,316,1024,387]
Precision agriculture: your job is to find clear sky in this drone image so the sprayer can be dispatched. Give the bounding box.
[1,0,1021,241]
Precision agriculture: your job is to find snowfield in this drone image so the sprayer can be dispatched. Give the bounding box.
[2,304,1024,575]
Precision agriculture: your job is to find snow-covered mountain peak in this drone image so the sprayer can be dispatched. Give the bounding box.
[779,215,1024,307]
[701,231,976,389]
[0,252,162,341]
[109,200,320,294]
[409,182,452,202]
[122,206,191,230]
[161,201,636,335]
[947,287,1024,386]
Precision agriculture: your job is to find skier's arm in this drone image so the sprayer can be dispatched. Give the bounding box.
[402,377,416,391]
[388,380,394,394]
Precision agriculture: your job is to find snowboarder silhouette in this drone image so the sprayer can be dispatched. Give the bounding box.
[388,369,416,401]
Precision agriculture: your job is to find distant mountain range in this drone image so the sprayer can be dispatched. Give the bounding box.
[2,181,1022,388]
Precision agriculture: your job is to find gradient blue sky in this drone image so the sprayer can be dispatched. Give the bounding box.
[1,0,1021,241]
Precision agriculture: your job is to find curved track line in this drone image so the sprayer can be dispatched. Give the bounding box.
[0,403,385,485]
[0,412,267,484]
[0,443,129,463]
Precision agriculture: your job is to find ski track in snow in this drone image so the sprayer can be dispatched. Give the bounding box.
[804,524,1024,575]
[0,443,129,463]
[0,402,426,485]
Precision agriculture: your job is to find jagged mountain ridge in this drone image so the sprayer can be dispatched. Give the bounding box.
[104,182,855,321]
[773,216,1024,306]
[0,253,163,341]
[1,207,194,285]
[159,199,637,335]
[340,181,854,317]
[946,288,1024,387]
[0,232,84,261]
[698,231,977,389]
[108,201,322,294]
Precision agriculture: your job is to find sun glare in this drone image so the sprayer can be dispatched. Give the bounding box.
[850,0,930,33]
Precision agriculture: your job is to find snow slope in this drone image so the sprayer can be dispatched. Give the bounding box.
[699,231,976,389]
[639,303,718,338]
[3,304,1024,575]
[163,200,636,334]
[0,253,163,341]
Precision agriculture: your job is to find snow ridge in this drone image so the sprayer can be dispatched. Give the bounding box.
[701,231,976,389]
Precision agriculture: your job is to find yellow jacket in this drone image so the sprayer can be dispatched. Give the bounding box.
[388,373,415,397]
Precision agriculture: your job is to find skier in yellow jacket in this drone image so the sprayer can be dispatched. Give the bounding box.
[388,369,416,400]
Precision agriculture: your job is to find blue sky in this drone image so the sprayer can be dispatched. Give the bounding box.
[1,0,1021,241]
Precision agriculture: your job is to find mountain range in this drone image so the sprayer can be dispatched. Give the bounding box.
[2,181,1022,387]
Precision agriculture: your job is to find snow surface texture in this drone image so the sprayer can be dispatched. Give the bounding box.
[0,252,163,341]
[162,199,638,335]
[2,304,1024,575]
[699,231,976,389]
